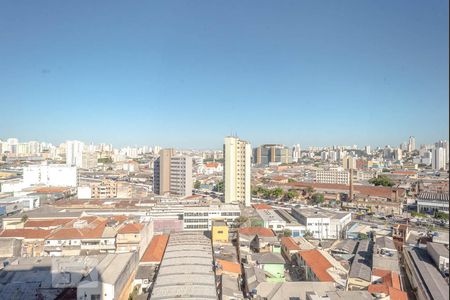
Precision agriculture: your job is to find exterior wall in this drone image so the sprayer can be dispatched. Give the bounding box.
[224,137,251,207]
[23,164,77,187]
[212,225,229,243]
[170,155,193,197]
[347,277,371,291]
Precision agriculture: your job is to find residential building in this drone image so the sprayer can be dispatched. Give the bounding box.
[23,163,77,187]
[65,140,84,167]
[347,240,373,291]
[153,148,175,195]
[212,220,229,243]
[293,144,301,162]
[153,149,192,197]
[253,144,292,166]
[183,204,240,231]
[77,252,139,300]
[116,222,153,259]
[169,155,193,197]
[315,167,350,185]
[342,156,356,170]
[291,208,351,239]
[408,136,416,152]
[81,151,98,169]
[256,208,286,232]
[432,147,447,170]
[224,136,252,206]
[295,249,348,288]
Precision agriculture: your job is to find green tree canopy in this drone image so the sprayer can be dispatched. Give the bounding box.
[310,193,325,205]
[194,180,201,189]
[369,175,395,187]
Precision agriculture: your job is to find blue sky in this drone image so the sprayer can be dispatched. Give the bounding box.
[1,1,448,149]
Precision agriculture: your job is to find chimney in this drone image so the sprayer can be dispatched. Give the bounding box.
[349,168,354,201]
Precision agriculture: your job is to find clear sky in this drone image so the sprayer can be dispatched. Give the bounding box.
[1,1,448,149]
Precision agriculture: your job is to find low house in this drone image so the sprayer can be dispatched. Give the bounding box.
[250,252,286,280]
[368,268,407,300]
[238,227,278,257]
[347,240,373,291]
[281,237,302,261]
[295,249,348,288]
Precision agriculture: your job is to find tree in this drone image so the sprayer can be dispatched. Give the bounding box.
[250,218,264,227]
[234,216,248,227]
[303,230,314,239]
[435,211,449,220]
[306,186,314,194]
[310,193,324,205]
[358,233,369,240]
[98,157,113,164]
[214,181,224,193]
[194,180,201,189]
[283,229,292,237]
[284,190,299,201]
[21,214,28,223]
[369,175,394,187]
[270,188,284,199]
[288,178,296,183]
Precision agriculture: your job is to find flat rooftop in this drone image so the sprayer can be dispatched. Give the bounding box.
[150,232,217,300]
[292,207,350,219]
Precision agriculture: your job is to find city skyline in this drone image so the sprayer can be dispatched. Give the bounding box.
[1,1,448,148]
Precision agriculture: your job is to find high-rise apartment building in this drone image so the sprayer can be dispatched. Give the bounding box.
[224,136,251,207]
[394,148,403,161]
[432,147,447,170]
[170,155,193,197]
[342,156,357,170]
[292,144,301,162]
[408,136,416,152]
[253,144,292,166]
[153,149,192,197]
[66,140,85,167]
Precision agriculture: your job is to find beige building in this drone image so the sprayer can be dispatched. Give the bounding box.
[342,156,357,170]
[224,136,251,206]
[153,149,192,197]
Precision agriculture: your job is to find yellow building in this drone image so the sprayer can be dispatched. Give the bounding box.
[212,220,229,244]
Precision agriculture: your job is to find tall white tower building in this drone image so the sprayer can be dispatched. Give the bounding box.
[432,147,447,170]
[66,140,85,167]
[224,136,251,207]
[292,144,301,162]
[408,136,416,152]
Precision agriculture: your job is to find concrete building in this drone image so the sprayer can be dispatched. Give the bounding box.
[169,155,193,197]
[347,240,373,291]
[183,204,241,231]
[416,192,449,214]
[432,147,447,170]
[342,156,356,170]
[23,164,77,187]
[315,167,350,185]
[426,242,449,275]
[256,209,286,232]
[65,140,84,167]
[291,208,351,240]
[408,136,416,152]
[81,151,98,169]
[224,136,252,206]
[292,144,301,162]
[253,144,292,166]
[154,149,192,197]
[77,252,139,300]
[212,220,229,243]
[403,246,449,300]
[150,232,217,299]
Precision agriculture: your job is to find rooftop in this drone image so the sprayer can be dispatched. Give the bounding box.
[349,240,372,282]
[292,207,350,220]
[140,235,169,264]
[298,249,333,282]
[238,227,275,237]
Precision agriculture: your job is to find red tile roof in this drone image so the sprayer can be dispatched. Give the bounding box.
[118,223,144,234]
[33,187,70,193]
[47,218,108,240]
[369,269,407,300]
[216,259,241,274]
[238,227,275,237]
[298,249,333,282]
[24,219,74,228]
[140,235,169,263]
[0,229,52,239]
[281,237,302,251]
[205,162,220,168]
[252,204,273,210]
